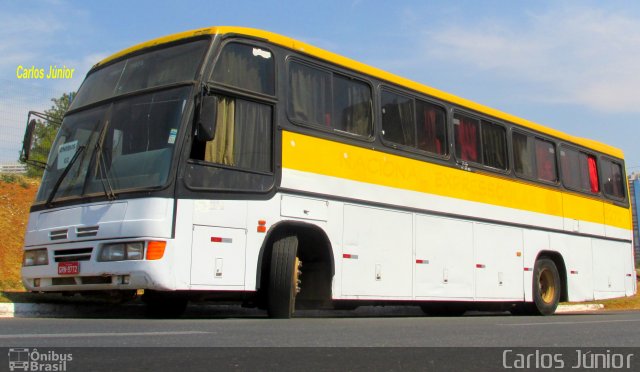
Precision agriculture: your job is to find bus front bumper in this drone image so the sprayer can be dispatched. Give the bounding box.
[21,239,178,293]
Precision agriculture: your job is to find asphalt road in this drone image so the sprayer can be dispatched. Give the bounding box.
[1,307,639,347]
[1,308,639,371]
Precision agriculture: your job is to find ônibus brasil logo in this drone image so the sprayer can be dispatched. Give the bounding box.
[8,348,72,371]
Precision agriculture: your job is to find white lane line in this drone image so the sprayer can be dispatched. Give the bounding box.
[0,331,209,339]
[499,319,640,326]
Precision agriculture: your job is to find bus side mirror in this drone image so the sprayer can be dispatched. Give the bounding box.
[21,119,37,162]
[197,95,218,142]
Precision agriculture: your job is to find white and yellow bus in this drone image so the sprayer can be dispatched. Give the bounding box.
[21,27,636,318]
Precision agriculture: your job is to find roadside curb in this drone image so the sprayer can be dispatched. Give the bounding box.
[0,302,143,318]
[556,303,604,313]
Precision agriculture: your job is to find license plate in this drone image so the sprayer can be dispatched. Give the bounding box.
[58,261,80,275]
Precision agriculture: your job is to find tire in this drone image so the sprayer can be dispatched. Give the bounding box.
[267,235,300,319]
[531,258,561,316]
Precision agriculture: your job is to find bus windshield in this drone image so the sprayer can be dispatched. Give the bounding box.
[35,40,209,205]
[70,39,208,110]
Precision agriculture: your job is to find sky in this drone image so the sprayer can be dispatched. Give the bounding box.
[1,0,640,173]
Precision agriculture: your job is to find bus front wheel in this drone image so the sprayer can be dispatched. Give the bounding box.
[267,235,300,319]
[531,258,561,316]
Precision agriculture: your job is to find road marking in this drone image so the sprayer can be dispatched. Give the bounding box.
[0,331,209,339]
[499,319,640,326]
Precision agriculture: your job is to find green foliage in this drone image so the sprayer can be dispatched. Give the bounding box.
[0,173,18,184]
[22,92,74,178]
[0,174,31,188]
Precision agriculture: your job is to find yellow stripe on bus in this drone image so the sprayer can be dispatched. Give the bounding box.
[282,131,631,230]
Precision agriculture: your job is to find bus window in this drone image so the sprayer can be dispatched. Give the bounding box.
[289,62,331,126]
[560,147,581,190]
[602,158,625,199]
[535,138,557,183]
[481,121,507,170]
[560,147,599,194]
[416,100,446,155]
[513,131,534,178]
[454,114,480,163]
[381,90,415,147]
[333,75,372,137]
[193,95,273,173]
[212,43,275,95]
[288,61,372,138]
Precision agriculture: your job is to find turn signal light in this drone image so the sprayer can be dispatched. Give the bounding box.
[146,241,166,260]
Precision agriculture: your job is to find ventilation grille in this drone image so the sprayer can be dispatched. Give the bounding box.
[54,248,93,262]
[76,225,99,238]
[49,229,68,241]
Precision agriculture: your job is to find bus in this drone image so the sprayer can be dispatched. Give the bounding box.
[20,26,636,318]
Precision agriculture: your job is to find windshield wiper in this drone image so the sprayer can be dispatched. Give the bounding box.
[45,145,85,208]
[94,139,116,201]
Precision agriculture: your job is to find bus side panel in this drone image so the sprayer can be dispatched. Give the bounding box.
[190,225,246,287]
[603,202,633,240]
[173,199,195,290]
[341,204,412,298]
[549,233,594,302]
[473,223,524,300]
[592,239,630,299]
[186,199,249,290]
[414,215,474,300]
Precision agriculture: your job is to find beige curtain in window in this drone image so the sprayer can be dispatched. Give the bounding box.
[204,97,235,165]
[343,83,371,137]
[290,63,330,125]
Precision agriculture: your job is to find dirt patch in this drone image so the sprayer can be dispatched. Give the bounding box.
[0,176,38,290]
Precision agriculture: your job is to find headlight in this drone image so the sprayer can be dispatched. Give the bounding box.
[99,242,144,262]
[23,248,48,266]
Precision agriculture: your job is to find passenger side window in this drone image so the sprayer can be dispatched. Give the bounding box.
[513,131,558,183]
[288,60,372,138]
[416,100,447,155]
[513,131,535,178]
[481,121,507,170]
[381,90,447,156]
[535,138,558,183]
[560,147,599,194]
[454,114,480,163]
[381,90,414,146]
[454,113,506,170]
[602,159,625,199]
[333,75,372,137]
[191,95,272,173]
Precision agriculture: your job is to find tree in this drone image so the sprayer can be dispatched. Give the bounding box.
[22,92,74,178]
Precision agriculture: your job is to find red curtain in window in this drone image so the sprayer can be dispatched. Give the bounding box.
[587,156,599,193]
[535,142,555,181]
[459,118,478,162]
[421,109,442,154]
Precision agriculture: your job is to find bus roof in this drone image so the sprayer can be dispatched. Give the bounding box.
[95,26,624,159]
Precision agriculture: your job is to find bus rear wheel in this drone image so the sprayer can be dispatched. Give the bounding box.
[531,258,561,316]
[267,235,300,319]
